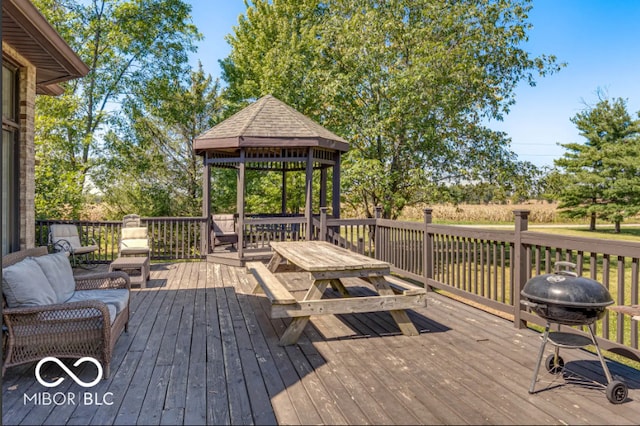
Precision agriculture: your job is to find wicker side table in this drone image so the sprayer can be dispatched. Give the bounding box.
[109,256,149,288]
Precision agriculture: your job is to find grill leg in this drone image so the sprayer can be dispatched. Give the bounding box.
[529,322,551,394]
[587,324,614,384]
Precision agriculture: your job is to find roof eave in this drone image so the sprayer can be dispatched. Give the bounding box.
[194,136,350,155]
[36,83,65,96]
[2,0,89,89]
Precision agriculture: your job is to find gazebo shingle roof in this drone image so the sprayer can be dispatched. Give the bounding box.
[194,95,349,154]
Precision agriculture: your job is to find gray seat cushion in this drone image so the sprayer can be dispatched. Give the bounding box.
[33,252,76,303]
[120,227,149,256]
[66,289,129,324]
[2,257,57,307]
[50,224,82,247]
[50,224,98,255]
[103,304,117,324]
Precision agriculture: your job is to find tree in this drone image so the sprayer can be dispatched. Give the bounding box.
[95,63,224,218]
[221,0,562,218]
[555,97,640,231]
[600,138,640,231]
[537,167,568,203]
[33,0,200,219]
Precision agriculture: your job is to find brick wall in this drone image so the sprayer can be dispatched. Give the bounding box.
[3,42,36,249]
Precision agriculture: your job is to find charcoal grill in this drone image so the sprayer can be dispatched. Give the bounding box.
[521,262,628,404]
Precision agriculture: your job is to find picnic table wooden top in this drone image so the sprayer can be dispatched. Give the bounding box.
[269,241,390,273]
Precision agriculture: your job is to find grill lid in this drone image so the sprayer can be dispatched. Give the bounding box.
[521,269,613,308]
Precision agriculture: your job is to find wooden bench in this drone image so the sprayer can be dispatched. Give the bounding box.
[608,305,640,321]
[384,275,427,296]
[248,262,297,307]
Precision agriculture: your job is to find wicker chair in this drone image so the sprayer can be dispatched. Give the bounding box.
[2,247,130,379]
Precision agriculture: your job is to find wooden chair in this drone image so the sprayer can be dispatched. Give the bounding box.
[122,214,141,228]
[211,214,238,251]
[119,226,150,260]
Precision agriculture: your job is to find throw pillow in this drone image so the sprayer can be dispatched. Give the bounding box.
[33,252,76,303]
[2,258,57,307]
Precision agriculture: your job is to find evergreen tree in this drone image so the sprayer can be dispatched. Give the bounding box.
[555,97,640,231]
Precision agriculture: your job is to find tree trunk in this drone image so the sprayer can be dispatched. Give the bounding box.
[615,221,621,233]
[590,212,596,231]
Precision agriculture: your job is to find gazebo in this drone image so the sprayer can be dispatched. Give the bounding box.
[194,95,349,264]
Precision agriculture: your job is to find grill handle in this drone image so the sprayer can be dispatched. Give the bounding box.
[521,300,544,309]
[554,261,578,277]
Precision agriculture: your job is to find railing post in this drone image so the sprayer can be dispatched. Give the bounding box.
[202,216,210,256]
[320,207,328,242]
[513,209,530,329]
[374,206,382,260]
[423,208,433,291]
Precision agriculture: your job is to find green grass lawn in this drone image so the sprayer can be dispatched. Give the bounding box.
[529,225,640,242]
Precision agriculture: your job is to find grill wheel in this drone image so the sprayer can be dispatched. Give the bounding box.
[545,354,564,375]
[607,380,628,404]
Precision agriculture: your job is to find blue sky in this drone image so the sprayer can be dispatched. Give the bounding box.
[187,0,640,169]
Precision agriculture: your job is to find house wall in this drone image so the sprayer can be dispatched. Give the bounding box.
[3,42,37,249]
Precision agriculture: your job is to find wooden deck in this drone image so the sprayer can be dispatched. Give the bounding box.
[3,261,640,425]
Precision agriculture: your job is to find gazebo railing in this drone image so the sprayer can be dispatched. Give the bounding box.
[242,215,307,250]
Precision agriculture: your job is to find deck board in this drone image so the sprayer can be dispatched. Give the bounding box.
[4,261,640,425]
[414,297,639,424]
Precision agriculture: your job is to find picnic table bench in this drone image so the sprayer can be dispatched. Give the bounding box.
[608,305,640,321]
[249,241,426,345]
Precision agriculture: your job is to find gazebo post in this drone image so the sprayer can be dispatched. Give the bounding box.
[237,149,246,259]
[320,167,327,210]
[281,164,287,215]
[202,154,211,254]
[332,152,341,219]
[305,148,314,240]
[194,95,349,263]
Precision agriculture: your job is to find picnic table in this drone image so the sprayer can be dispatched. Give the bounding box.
[249,241,426,345]
[608,305,640,321]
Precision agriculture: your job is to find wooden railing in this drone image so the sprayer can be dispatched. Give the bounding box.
[145,217,207,260]
[314,208,376,255]
[37,209,640,361]
[520,227,640,357]
[35,217,207,262]
[319,207,640,362]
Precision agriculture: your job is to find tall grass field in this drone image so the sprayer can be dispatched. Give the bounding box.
[400,202,640,228]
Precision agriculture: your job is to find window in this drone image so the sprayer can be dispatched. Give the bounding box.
[2,63,19,255]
